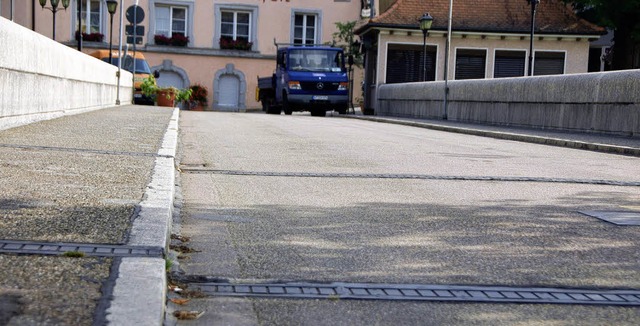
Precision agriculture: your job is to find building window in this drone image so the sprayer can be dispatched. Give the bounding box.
[534,51,565,76]
[155,6,187,37]
[386,44,436,83]
[221,10,251,43]
[294,13,317,45]
[455,49,487,80]
[494,50,526,78]
[81,0,103,34]
[214,4,257,50]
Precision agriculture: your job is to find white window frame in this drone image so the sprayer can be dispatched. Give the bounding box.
[453,47,489,80]
[149,0,195,45]
[533,50,567,76]
[290,9,322,45]
[492,48,526,78]
[71,0,105,37]
[220,10,252,42]
[214,4,258,50]
[155,5,188,37]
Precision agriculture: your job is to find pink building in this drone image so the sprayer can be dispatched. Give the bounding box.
[1,0,363,111]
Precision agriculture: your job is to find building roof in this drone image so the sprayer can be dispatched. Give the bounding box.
[356,0,605,35]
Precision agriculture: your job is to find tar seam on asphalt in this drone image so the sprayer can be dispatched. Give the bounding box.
[0,239,164,258]
[187,280,640,306]
[0,143,173,158]
[179,168,640,187]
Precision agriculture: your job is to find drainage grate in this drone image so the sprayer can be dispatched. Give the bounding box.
[0,239,163,258]
[180,168,640,187]
[579,211,640,226]
[193,281,640,306]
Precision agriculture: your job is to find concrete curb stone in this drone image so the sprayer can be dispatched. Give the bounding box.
[106,108,179,325]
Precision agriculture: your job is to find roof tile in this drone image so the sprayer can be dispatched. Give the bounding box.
[362,0,604,35]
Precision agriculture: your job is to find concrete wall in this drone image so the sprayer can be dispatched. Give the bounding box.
[377,70,640,137]
[0,17,132,131]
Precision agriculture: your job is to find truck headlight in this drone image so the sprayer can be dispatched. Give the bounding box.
[338,82,349,91]
[288,81,301,90]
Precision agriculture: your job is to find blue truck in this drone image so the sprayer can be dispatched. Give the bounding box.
[257,43,350,116]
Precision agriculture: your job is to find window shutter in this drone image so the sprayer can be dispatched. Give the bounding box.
[494,51,525,78]
[455,50,486,80]
[386,45,435,84]
[534,53,565,76]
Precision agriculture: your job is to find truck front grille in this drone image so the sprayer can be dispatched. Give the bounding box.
[300,81,340,92]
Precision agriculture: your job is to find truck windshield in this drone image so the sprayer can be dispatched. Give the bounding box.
[288,49,344,72]
[103,56,152,74]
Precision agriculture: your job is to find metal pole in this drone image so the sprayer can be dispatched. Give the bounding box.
[77,0,82,51]
[116,0,124,105]
[422,31,427,81]
[52,9,56,40]
[528,0,539,76]
[109,13,114,64]
[443,0,453,120]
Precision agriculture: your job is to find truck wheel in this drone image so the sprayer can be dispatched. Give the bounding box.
[310,109,326,117]
[283,95,293,115]
[267,106,281,114]
[265,99,281,114]
[337,108,347,115]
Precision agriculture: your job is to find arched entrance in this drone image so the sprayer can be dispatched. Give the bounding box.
[213,63,246,112]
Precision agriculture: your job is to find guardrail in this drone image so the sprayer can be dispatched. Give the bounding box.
[377,70,640,137]
[0,17,133,131]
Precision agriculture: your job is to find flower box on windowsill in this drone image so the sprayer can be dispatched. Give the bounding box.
[154,34,189,47]
[219,38,253,51]
[75,31,104,43]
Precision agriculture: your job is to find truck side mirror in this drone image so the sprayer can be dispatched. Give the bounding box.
[153,70,160,78]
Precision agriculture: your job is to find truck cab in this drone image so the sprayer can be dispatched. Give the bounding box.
[257,45,349,116]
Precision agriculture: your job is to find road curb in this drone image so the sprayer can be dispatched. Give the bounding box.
[106,108,180,325]
[344,115,640,157]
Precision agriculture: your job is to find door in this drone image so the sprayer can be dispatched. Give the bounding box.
[218,75,240,111]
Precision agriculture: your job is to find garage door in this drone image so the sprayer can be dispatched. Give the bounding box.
[218,75,240,111]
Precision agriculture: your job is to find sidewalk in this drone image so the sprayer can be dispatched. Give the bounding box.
[0,105,177,325]
[343,113,640,157]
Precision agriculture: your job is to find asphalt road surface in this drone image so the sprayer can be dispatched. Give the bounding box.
[169,111,640,325]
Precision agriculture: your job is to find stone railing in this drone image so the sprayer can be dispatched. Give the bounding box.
[0,17,132,131]
[377,70,640,137]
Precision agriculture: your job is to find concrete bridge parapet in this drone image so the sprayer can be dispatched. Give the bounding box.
[377,70,640,137]
[0,16,133,131]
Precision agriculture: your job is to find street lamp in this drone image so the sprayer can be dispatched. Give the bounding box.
[419,12,433,82]
[106,0,118,64]
[527,0,540,76]
[39,0,71,41]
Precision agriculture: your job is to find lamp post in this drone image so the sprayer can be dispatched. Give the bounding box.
[106,0,118,64]
[77,0,82,51]
[419,12,433,82]
[527,0,540,76]
[39,0,71,41]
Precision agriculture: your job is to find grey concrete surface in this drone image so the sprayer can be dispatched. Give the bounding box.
[0,105,176,325]
[344,114,640,157]
[174,111,639,325]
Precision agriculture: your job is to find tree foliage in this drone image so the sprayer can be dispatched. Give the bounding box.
[565,0,640,69]
[331,21,363,67]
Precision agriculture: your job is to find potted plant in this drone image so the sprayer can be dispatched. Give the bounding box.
[140,75,191,107]
[188,84,208,110]
[175,87,193,109]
